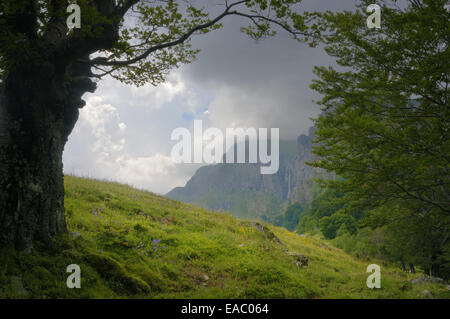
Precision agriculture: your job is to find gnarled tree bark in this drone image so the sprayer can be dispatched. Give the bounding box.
[0,57,95,250]
[0,0,115,251]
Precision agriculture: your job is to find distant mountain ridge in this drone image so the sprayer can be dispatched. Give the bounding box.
[166,126,323,223]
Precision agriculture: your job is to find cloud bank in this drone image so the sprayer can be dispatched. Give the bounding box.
[63,0,355,194]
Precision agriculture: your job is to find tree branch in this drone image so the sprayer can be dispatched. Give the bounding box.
[116,0,140,17]
[91,0,249,67]
[388,178,450,214]
[230,11,309,39]
[42,0,69,48]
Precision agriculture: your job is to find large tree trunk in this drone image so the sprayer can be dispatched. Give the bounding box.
[0,60,93,251]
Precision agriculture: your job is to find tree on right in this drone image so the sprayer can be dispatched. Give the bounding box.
[309,0,450,278]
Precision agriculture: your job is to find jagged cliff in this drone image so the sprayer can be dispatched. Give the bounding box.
[166,127,321,223]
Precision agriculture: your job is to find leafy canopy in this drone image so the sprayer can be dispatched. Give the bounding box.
[0,0,319,87]
[309,0,450,214]
[306,0,449,278]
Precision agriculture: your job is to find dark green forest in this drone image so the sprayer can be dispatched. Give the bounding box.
[290,0,450,280]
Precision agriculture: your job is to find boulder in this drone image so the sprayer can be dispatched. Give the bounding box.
[251,222,285,247]
[421,290,434,299]
[287,252,308,267]
[410,275,445,285]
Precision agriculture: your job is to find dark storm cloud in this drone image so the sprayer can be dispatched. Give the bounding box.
[64,0,361,193]
[180,0,357,138]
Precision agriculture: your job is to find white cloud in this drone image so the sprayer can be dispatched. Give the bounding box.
[62,0,342,194]
[118,123,127,132]
[76,96,127,155]
[63,95,196,194]
[112,154,176,186]
[129,71,190,110]
[204,77,317,140]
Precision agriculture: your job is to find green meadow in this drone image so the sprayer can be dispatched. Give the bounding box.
[0,175,448,299]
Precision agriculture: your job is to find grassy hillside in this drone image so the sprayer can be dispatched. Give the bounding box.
[166,140,311,224]
[0,176,448,299]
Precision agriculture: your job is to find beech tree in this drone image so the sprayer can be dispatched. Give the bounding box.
[309,0,449,276]
[310,0,449,213]
[0,0,315,250]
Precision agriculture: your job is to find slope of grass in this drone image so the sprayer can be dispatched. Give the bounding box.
[0,175,449,299]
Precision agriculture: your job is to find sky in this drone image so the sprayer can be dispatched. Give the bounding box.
[62,0,356,194]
